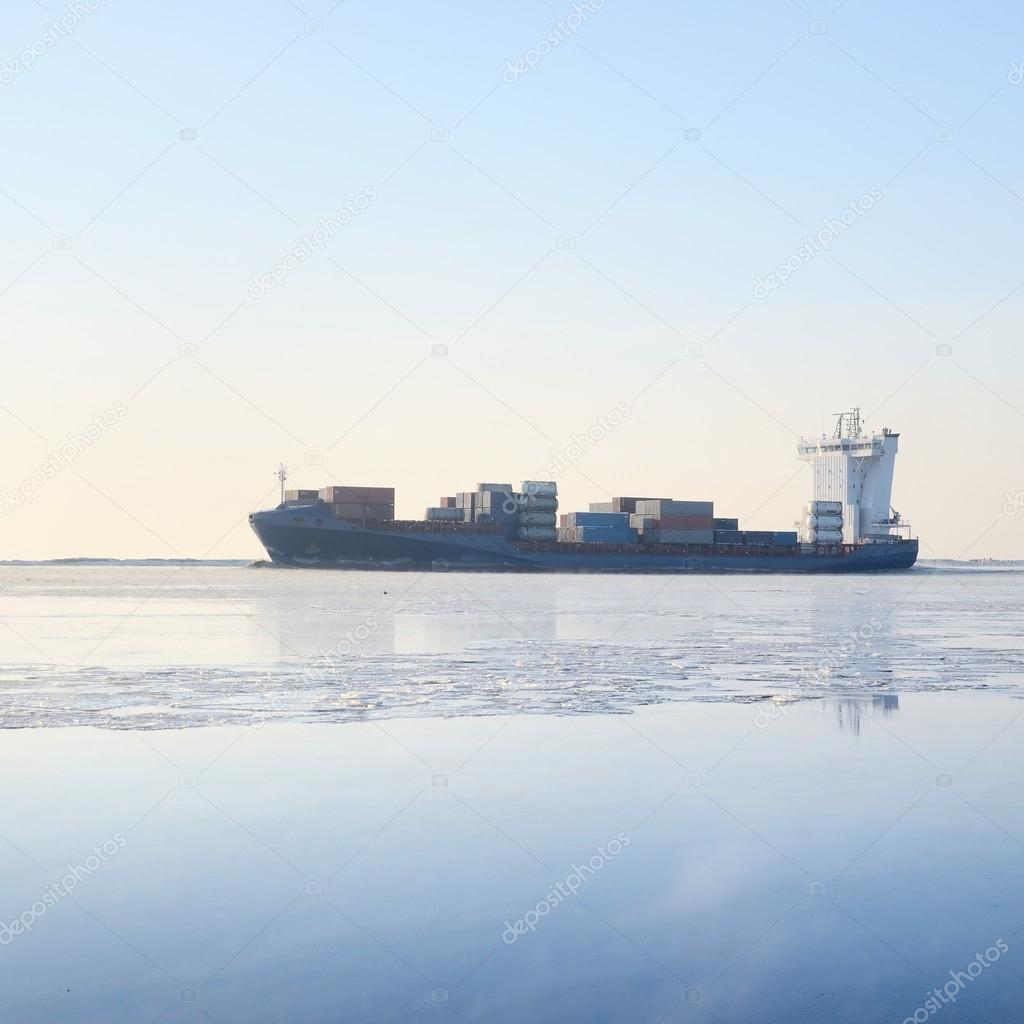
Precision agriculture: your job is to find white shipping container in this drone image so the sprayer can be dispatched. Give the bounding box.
[522,480,557,497]
[517,511,557,526]
[813,514,842,530]
[425,507,464,521]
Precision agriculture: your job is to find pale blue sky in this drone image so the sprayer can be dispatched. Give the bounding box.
[1,0,1022,557]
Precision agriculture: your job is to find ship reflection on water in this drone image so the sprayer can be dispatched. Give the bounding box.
[829,693,900,734]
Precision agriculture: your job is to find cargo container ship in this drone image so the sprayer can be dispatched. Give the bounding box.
[249,411,918,573]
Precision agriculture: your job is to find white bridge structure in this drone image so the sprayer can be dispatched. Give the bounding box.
[797,409,906,545]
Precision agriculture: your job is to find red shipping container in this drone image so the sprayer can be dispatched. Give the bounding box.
[321,485,395,504]
[441,496,457,508]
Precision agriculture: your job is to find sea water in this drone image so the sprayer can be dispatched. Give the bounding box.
[0,564,1021,1022]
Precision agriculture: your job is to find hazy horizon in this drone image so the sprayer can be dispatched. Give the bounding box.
[2,0,1022,560]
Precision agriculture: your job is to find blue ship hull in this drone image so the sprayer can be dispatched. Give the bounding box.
[250,506,918,573]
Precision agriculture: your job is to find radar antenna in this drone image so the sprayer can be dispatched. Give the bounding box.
[832,407,863,438]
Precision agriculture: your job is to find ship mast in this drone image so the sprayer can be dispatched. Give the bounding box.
[276,463,287,505]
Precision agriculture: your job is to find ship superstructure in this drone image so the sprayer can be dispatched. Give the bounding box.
[797,408,909,545]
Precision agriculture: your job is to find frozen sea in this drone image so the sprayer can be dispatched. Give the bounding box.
[1,563,1022,1023]
[0,562,1022,728]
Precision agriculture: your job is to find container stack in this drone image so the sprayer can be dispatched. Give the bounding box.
[455,491,478,522]
[515,481,557,540]
[320,485,395,522]
[631,499,714,544]
[803,501,843,544]
[559,511,637,544]
[476,485,518,533]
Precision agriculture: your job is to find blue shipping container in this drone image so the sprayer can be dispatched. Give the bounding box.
[575,526,638,543]
[565,512,631,527]
[772,532,798,546]
[714,530,744,544]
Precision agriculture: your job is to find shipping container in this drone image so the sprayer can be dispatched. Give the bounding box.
[634,499,714,517]
[521,480,557,498]
[425,507,463,521]
[809,500,842,514]
[657,513,713,530]
[331,502,394,520]
[574,526,638,544]
[321,485,395,504]
[809,514,842,530]
[588,502,615,513]
[516,511,556,527]
[285,489,320,501]
[713,530,744,544]
[477,482,512,493]
[612,497,663,514]
[516,526,557,540]
[478,489,516,510]
[564,512,630,528]
[455,492,477,509]
[642,528,714,544]
[772,532,798,546]
[742,531,775,545]
[440,496,457,508]
[629,513,657,530]
[521,495,557,511]
[809,528,842,543]
[713,517,739,530]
